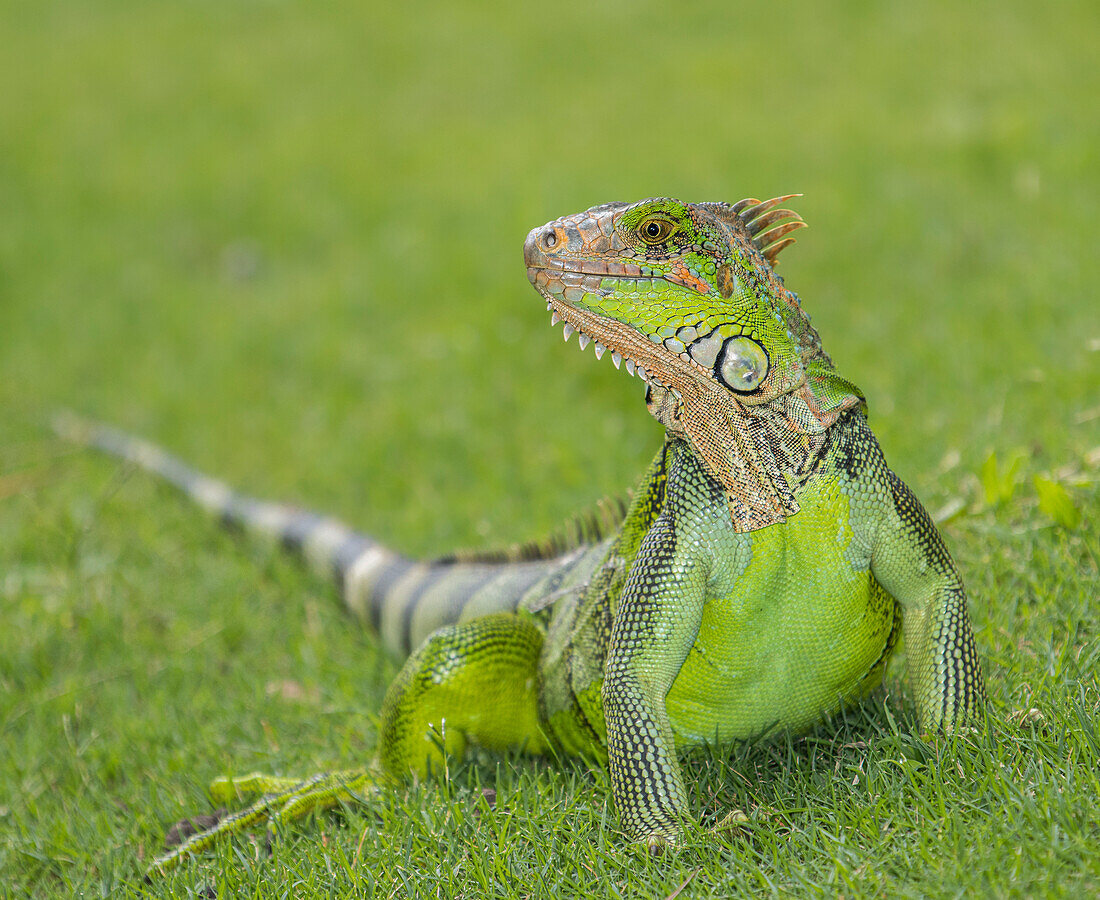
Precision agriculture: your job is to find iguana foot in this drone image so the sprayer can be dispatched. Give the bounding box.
[148,769,374,877]
[643,831,679,856]
[711,807,749,834]
[640,808,750,856]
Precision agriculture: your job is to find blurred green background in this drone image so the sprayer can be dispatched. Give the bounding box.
[1,0,1097,896]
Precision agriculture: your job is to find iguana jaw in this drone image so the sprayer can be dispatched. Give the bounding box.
[525,262,714,392]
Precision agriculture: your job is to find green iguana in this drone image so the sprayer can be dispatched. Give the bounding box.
[60,195,986,874]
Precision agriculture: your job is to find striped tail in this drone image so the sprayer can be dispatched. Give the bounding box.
[53,413,613,659]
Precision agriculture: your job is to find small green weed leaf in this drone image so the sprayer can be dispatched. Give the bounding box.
[1033,476,1081,529]
[980,451,1024,506]
[979,452,998,505]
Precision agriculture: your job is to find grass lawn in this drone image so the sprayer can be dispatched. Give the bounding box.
[1,1,1097,896]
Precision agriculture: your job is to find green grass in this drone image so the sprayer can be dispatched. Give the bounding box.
[2,0,1098,896]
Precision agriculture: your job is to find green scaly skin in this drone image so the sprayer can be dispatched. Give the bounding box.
[60,195,985,873]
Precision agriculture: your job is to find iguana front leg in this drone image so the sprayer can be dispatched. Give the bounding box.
[602,493,712,850]
[871,472,986,728]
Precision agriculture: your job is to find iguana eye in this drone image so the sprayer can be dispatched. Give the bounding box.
[639,218,674,244]
[716,337,769,392]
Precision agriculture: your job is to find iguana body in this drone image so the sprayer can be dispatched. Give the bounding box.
[63,195,985,871]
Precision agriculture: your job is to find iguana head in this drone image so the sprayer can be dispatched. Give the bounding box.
[524,197,864,530]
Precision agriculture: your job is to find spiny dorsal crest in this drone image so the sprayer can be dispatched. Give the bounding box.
[435,494,631,564]
[727,194,808,266]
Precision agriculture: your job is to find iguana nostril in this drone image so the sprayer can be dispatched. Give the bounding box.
[542,229,559,250]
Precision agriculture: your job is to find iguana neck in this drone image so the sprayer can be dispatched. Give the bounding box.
[646,376,852,530]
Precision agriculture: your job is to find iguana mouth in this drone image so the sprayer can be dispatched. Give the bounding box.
[527,263,728,403]
[526,265,668,387]
[522,219,675,386]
